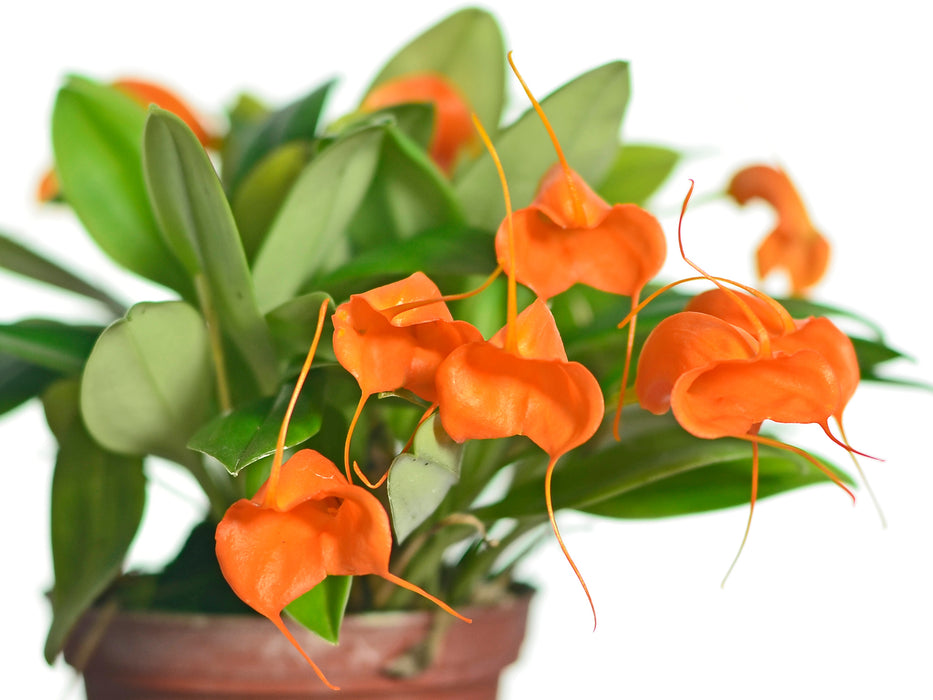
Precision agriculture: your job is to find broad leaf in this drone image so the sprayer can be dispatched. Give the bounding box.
[225,80,334,194]
[0,320,101,374]
[81,302,212,460]
[143,108,279,393]
[44,379,145,662]
[346,125,465,251]
[388,414,462,542]
[285,575,352,645]
[188,375,326,475]
[51,76,191,296]
[598,143,680,206]
[455,61,630,230]
[0,353,59,416]
[0,231,124,314]
[252,127,385,312]
[365,7,505,139]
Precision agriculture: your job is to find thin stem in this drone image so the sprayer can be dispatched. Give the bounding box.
[721,439,759,587]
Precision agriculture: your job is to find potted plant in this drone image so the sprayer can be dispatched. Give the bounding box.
[1,7,921,698]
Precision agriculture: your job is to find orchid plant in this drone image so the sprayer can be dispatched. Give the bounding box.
[1,7,917,691]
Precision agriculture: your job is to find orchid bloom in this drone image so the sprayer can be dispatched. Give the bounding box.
[215,300,470,691]
[728,164,830,297]
[332,271,483,487]
[38,77,215,202]
[361,72,476,174]
[496,55,665,441]
[631,182,869,581]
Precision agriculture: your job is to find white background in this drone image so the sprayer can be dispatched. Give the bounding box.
[2,1,931,698]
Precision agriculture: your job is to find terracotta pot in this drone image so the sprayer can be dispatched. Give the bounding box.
[64,594,531,699]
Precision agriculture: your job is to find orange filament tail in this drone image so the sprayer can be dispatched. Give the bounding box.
[381,572,472,624]
[721,440,760,587]
[265,298,331,506]
[837,418,886,528]
[383,266,503,319]
[269,614,339,691]
[612,292,640,440]
[741,433,856,503]
[472,113,518,353]
[507,51,586,226]
[546,456,597,630]
[344,394,369,484]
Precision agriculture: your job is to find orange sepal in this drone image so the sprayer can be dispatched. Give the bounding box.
[362,72,475,174]
[728,164,830,296]
[114,78,216,148]
[494,164,667,300]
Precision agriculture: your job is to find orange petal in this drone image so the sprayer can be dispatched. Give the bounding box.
[756,225,831,296]
[114,78,215,148]
[684,288,788,338]
[362,72,474,174]
[728,164,811,229]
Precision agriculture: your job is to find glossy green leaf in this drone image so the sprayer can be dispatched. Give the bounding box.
[0,353,58,416]
[455,61,630,230]
[598,143,680,206]
[366,7,505,138]
[285,575,352,645]
[346,125,465,251]
[231,142,311,263]
[473,411,854,521]
[51,76,191,296]
[143,108,279,393]
[81,302,212,460]
[188,375,326,475]
[388,414,462,542]
[252,127,385,312]
[0,231,124,314]
[226,80,334,194]
[0,320,101,374]
[44,382,145,662]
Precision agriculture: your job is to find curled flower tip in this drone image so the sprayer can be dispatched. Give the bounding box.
[728,164,830,297]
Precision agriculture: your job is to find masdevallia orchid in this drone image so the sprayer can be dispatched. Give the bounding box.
[332,272,483,487]
[361,72,476,175]
[216,301,470,690]
[728,163,830,297]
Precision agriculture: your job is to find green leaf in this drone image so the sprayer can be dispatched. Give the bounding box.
[225,80,334,194]
[598,143,680,206]
[231,142,311,263]
[265,291,334,360]
[51,76,191,296]
[388,414,462,542]
[346,125,465,251]
[187,374,326,475]
[455,61,630,230]
[473,411,854,521]
[0,231,124,314]
[80,302,212,459]
[285,575,352,645]
[0,320,101,374]
[0,354,59,416]
[44,382,145,662]
[252,127,385,313]
[143,108,279,393]
[366,7,505,138]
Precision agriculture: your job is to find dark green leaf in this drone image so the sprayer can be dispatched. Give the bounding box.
[44,386,145,662]
[80,302,212,460]
[0,320,101,374]
[252,127,385,312]
[598,143,680,206]
[226,80,334,194]
[0,353,58,416]
[285,576,352,645]
[366,8,505,139]
[188,374,326,475]
[51,76,191,296]
[388,415,462,542]
[0,231,124,314]
[455,61,630,230]
[143,108,279,393]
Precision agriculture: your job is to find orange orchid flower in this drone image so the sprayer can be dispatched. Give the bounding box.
[361,72,476,175]
[215,300,470,691]
[38,77,216,202]
[728,164,830,297]
[332,272,483,487]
